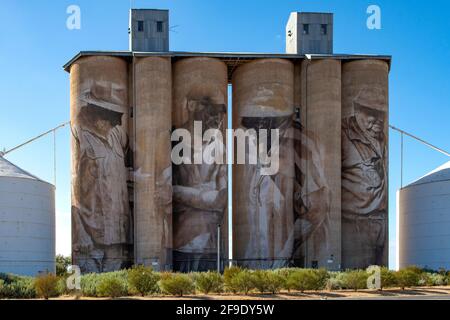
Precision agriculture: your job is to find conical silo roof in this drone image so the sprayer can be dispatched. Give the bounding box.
[0,156,42,181]
[406,161,450,187]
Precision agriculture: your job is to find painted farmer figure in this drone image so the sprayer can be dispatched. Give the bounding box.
[341,87,388,268]
[239,114,295,269]
[172,98,227,272]
[72,81,132,273]
[292,111,331,267]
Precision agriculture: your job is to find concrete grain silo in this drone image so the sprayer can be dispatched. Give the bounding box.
[341,59,389,269]
[0,157,55,276]
[70,56,133,273]
[134,57,173,270]
[172,57,228,271]
[398,161,450,270]
[62,8,392,273]
[232,59,295,269]
[292,59,341,269]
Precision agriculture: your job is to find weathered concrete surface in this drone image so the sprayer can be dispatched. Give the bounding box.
[292,59,341,270]
[70,56,132,273]
[172,57,228,271]
[232,59,295,269]
[341,59,389,269]
[134,57,173,270]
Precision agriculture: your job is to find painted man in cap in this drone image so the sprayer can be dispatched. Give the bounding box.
[72,80,132,273]
[172,98,228,272]
[237,109,295,270]
[341,86,388,268]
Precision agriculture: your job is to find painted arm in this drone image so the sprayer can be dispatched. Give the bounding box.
[173,164,227,212]
[173,185,227,212]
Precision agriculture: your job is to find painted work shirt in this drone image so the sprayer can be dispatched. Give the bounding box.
[293,124,331,251]
[242,124,295,269]
[341,117,387,216]
[173,146,227,255]
[72,125,131,249]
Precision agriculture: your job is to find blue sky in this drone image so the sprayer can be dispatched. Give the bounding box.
[0,0,449,269]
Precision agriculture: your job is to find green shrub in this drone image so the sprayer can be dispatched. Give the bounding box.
[0,274,36,299]
[252,270,286,294]
[223,268,256,294]
[417,271,446,286]
[274,269,292,291]
[56,276,69,296]
[418,273,433,286]
[223,266,243,294]
[285,268,329,292]
[426,273,446,286]
[286,269,317,293]
[96,273,129,298]
[231,269,255,295]
[0,279,4,298]
[55,255,71,277]
[80,270,129,297]
[313,269,330,290]
[395,268,420,290]
[252,270,270,293]
[326,273,343,291]
[34,273,59,299]
[404,265,423,275]
[380,267,397,290]
[159,273,195,297]
[341,270,368,291]
[128,265,160,296]
[80,273,101,297]
[194,271,223,294]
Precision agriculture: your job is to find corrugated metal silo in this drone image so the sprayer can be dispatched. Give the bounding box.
[398,161,450,270]
[0,157,55,276]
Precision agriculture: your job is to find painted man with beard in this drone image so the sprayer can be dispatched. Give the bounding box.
[172,98,227,272]
[72,82,132,273]
[341,87,388,268]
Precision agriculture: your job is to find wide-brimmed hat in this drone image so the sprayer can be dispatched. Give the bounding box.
[237,85,293,118]
[79,80,126,114]
[353,86,387,113]
[186,98,226,115]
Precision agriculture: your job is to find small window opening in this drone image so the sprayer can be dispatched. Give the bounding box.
[321,24,328,35]
[137,20,144,32]
[303,24,309,35]
[157,21,163,33]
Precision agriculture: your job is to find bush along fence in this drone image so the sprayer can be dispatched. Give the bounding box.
[1,266,450,299]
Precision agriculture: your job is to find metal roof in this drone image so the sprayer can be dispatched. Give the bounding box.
[0,156,43,181]
[63,51,392,81]
[405,161,450,188]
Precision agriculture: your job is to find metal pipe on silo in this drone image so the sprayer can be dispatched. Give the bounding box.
[134,56,173,270]
[341,59,389,269]
[172,57,228,272]
[292,59,341,270]
[70,56,132,273]
[232,59,295,269]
